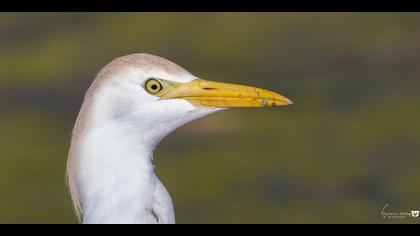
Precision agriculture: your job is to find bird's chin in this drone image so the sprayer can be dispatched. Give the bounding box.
[172,98,226,119]
[142,107,224,148]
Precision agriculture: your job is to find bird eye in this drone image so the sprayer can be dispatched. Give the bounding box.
[144,78,164,95]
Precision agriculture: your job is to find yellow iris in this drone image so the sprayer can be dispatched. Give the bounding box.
[144,78,164,95]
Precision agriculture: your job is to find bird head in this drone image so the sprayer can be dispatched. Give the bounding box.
[84,53,292,146]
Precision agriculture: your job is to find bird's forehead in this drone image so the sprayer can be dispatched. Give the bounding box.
[98,53,194,82]
[127,64,196,84]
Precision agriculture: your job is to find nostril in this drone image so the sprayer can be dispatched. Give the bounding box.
[203,88,216,90]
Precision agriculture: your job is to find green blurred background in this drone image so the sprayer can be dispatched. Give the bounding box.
[0,13,419,224]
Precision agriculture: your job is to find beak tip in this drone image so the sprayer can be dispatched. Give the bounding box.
[273,96,293,106]
[285,98,293,105]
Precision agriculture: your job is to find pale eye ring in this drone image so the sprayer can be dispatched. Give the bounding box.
[144,78,164,94]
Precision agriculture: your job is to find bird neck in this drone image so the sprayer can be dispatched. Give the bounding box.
[74,120,173,224]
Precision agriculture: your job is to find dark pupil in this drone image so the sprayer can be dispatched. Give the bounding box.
[151,84,158,90]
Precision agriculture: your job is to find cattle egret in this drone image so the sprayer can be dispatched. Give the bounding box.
[66,53,292,224]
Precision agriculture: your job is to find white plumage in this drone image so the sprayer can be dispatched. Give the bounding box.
[67,53,292,224]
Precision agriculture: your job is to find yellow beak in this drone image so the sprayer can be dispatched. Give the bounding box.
[162,79,293,108]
